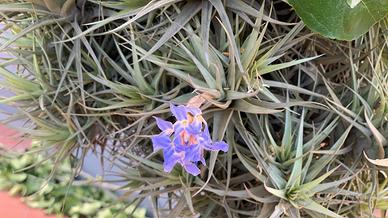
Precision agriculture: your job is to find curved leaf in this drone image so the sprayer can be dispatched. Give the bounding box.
[288,0,388,40]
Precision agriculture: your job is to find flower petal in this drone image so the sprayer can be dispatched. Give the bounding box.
[184,144,206,165]
[170,104,187,120]
[205,141,229,152]
[151,134,171,151]
[173,122,187,137]
[186,119,203,135]
[182,162,201,176]
[202,158,206,166]
[154,116,173,132]
[201,125,211,142]
[163,150,181,172]
[182,144,199,160]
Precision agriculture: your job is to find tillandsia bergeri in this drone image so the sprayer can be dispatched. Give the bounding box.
[0,0,388,217]
[152,100,228,176]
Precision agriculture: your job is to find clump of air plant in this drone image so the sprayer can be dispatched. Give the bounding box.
[1,1,388,217]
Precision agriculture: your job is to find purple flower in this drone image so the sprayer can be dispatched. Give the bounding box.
[151,104,229,176]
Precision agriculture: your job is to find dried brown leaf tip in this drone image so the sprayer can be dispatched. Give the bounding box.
[364,151,388,167]
[187,93,213,108]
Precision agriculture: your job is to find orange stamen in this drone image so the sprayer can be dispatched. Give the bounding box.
[180,130,188,145]
[189,135,198,145]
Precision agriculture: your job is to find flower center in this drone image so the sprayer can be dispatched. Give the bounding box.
[179,130,198,146]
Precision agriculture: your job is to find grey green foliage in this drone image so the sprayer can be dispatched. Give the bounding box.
[0,0,387,217]
[0,146,146,218]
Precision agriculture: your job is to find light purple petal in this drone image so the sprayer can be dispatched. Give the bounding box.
[204,141,229,152]
[183,144,199,161]
[170,104,187,120]
[163,151,181,172]
[200,125,211,142]
[173,136,186,149]
[183,162,201,176]
[154,116,173,132]
[186,119,203,135]
[173,122,186,137]
[151,134,171,151]
[184,144,206,166]
[199,157,206,166]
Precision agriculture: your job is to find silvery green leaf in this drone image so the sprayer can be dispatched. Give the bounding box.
[346,0,362,8]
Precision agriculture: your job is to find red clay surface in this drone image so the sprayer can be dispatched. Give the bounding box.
[0,124,60,218]
[0,124,31,151]
[0,192,60,218]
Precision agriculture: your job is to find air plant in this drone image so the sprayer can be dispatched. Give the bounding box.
[0,0,387,217]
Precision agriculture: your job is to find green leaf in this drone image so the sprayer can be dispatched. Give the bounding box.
[255,55,319,75]
[210,0,244,73]
[234,145,266,183]
[288,0,388,40]
[306,125,352,182]
[9,173,28,182]
[144,1,201,60]
[299,199,343,218]
[298,166,338,195]
[233,99,282,114]
[286,109,305,188]
[264,185,287,200]
[346,0,362,8]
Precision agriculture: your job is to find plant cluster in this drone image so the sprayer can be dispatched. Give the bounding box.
[0,145,146,218]
[0,0,387,217]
